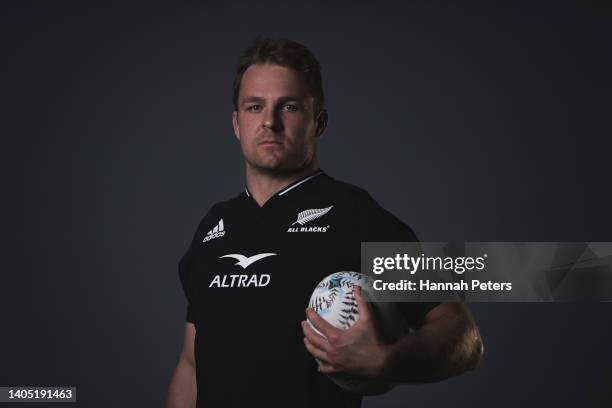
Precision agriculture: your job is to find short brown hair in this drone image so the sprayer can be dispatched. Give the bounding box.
[233,37,325,115]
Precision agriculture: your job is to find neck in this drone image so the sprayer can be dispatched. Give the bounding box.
[245,160,320,207]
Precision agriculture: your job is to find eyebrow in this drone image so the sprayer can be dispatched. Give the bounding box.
[240,96,303,106]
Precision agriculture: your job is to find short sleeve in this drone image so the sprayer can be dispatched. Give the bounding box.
[357,191,439,328]
[186,304,195,323]
[178,246,195,323]
[397,301,438,329]
[357,191,418,243]
[178,203,219,324]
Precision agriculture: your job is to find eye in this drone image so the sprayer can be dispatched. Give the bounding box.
[283,104,299,112]
[246,104,262,113]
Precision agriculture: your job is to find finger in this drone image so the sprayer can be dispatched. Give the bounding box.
[302,320,332,352]
[318,362,339,374]
[304,337,330,363]
[306,308,341,339]
[354,285,373,322]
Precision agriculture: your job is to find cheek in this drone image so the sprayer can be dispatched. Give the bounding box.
[287,117,315,140]
[238,120,258,143]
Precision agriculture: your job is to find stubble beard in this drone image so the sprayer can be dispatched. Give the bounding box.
[245,143,318,177]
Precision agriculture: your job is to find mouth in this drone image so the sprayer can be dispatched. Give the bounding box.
[258,140,282,146]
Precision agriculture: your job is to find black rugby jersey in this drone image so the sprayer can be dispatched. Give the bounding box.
[178,170,437,408]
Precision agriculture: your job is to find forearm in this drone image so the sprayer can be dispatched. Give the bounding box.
[166,356,197,408]
[382,302,483,383]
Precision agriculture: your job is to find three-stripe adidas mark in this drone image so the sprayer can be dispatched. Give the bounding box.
[203,219,226,243]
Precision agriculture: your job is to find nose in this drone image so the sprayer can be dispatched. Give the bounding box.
[262,107,282,131]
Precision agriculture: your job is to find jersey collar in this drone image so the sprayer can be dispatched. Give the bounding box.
[244,169,325,200]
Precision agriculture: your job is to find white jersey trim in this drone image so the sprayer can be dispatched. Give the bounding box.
[278,170,324,196]
[243,170,324,199]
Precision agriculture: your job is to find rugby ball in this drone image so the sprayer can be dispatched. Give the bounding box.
[307,271,407,395]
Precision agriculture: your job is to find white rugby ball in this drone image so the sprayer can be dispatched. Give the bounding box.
[307,271,407,395]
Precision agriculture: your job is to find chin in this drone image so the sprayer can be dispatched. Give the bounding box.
[253,154,285,169]
[256,160,305,174]
[248,152,307,173]
[252,159,284,172]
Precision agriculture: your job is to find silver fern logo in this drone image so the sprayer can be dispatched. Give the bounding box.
[287,205,333,232]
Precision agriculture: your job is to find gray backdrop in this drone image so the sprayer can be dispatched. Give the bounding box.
[2,2,611,407]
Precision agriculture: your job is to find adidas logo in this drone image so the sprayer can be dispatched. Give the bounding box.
[203,219,226,243]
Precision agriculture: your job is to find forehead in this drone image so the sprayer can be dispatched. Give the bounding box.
[239,64,308,101]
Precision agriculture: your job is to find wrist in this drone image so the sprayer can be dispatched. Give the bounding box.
[376,335,420,381]
[373,343,394,378]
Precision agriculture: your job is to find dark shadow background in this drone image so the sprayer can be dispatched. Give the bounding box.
[1,2,611,407]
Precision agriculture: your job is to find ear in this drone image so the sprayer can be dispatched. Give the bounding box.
[232,111,241,141]
[315,109,328,138]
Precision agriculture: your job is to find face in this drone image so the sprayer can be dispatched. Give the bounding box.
[232,64,327,174]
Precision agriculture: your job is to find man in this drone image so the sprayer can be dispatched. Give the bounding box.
[166,38,483,408]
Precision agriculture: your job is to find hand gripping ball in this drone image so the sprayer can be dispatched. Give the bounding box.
[307,271,408,395]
